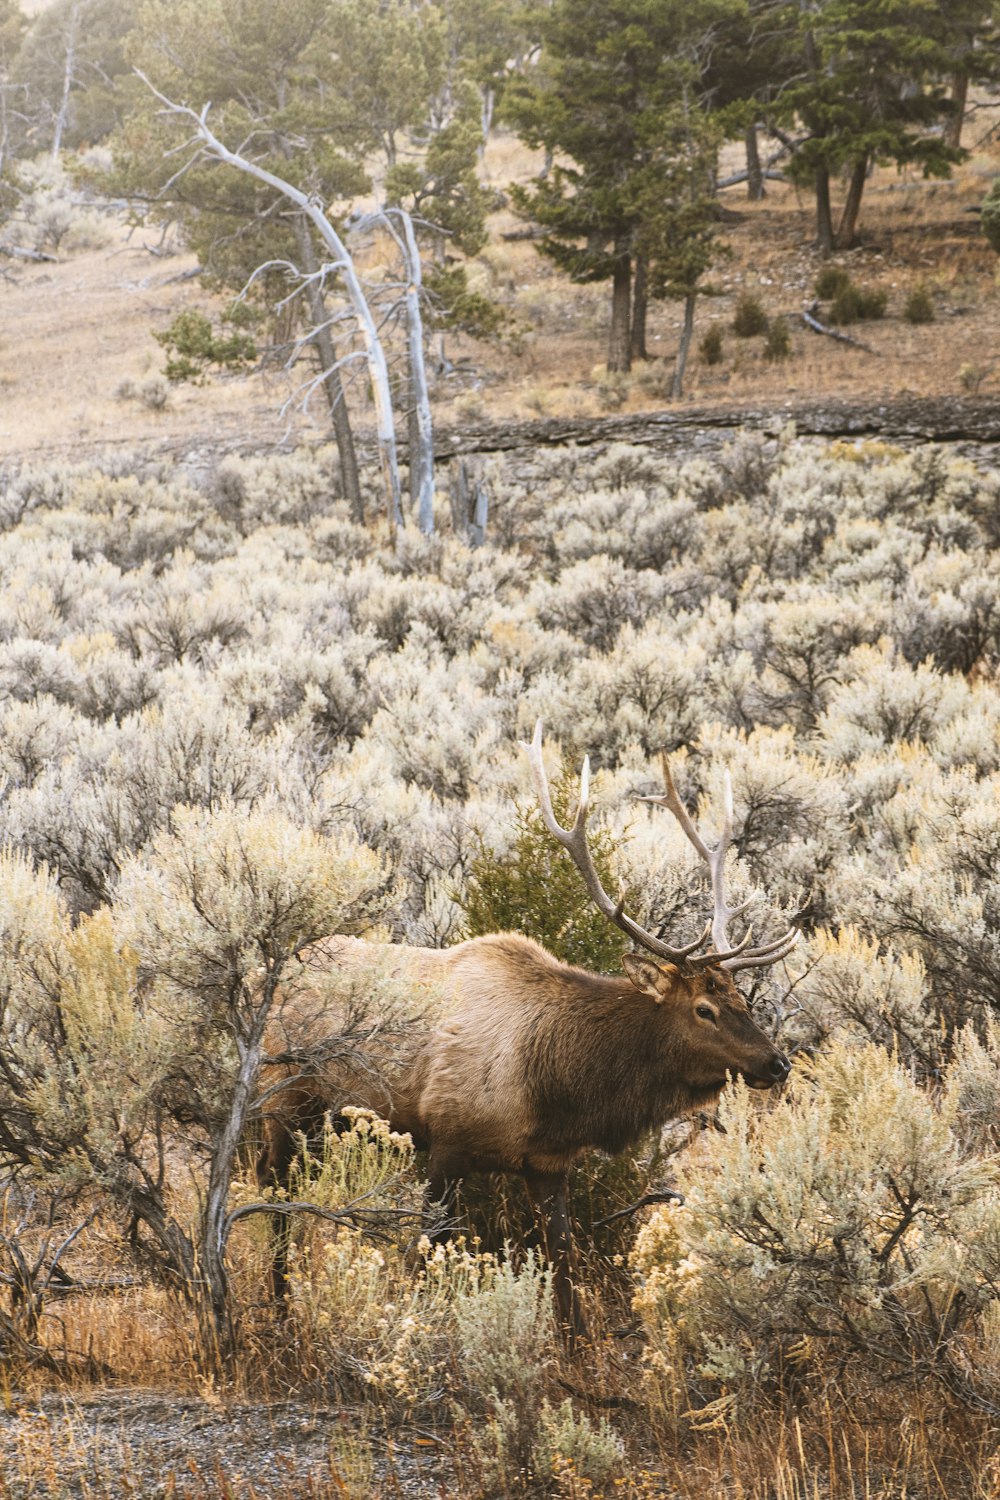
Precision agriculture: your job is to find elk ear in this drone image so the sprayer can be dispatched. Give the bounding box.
[622,953,679,1003]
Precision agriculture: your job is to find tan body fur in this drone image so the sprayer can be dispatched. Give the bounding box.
[259,931,789,1340]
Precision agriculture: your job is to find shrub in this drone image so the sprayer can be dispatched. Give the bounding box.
[828,280,887,325]
[459,749,631,971]
[731,290,769,337]
[904,283,935,324]
[633,1040,1000,1420]
[981,179,1000,254]
[155,309,257,383]
[534,1400,624,1489]
[763,315,791,360]
[699,323,724,364]
[452,1251,558,1492]
[814,264,853,299]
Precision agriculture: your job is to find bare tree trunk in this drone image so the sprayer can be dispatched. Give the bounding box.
[670,291,697,401]
[607,251,632,374]
[291,218,362,523]
[449,458,489,547]
[51,0,81,158]
[835,153,868,249]
[393,208,434,535]
[815,163,834,255]
[199,982,276,1364]
[945,72,969,151]
[745,123,764,201]
[630,255,649,363]
[150,96,404,534]
[480,85,495,156]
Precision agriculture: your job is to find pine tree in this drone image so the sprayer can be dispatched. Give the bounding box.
[505,0,740,374]
[747,0,969,252]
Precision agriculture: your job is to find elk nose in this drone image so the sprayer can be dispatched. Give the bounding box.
[769,1052,791,1082]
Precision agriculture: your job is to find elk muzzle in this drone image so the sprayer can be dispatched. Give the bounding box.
[743,1048,791,1089]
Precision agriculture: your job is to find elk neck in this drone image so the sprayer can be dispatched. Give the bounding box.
[517,959,721,1158]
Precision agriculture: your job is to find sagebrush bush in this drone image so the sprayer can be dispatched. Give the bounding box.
[633,1039,1000,1419]
[2,435,1000,1450]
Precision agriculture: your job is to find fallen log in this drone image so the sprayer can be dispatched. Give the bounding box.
[800,304,879,354]
[0,244,58,263]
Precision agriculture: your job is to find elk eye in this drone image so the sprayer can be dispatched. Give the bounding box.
[696,1004,717,1024]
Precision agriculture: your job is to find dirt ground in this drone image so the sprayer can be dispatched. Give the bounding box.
[0,1388,452,1498]
[2,127,999,472]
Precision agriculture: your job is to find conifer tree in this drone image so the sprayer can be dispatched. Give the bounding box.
[505,0,740,373]
[744,0,971,251]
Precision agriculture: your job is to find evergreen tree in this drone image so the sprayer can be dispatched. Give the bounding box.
[745,0,969,252]
[439,0,532,148]
[12,0,133,156]
[0,0,26,175]
[505,0,741,374]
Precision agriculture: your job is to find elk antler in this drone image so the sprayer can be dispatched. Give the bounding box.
[638,755,799,972]
[521,723,799,974]
[522,721,712,964]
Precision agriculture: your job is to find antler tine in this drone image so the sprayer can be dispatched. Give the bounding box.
[521,722,707,964]
[722,928,800,973]
[642,756,749,953]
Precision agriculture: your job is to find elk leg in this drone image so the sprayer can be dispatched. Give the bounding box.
[424,1149,465,1243]
[257,1117,298,1301]
[523,1167,587,1350]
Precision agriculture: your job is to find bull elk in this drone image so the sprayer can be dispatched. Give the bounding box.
[258,724,796,1342]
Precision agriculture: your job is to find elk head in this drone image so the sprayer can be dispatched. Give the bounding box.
[523,722,794,1091]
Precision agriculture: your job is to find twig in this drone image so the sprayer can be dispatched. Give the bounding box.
[593,1189,685,1227]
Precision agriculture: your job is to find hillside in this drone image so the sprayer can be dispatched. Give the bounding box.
[1,130,998,470]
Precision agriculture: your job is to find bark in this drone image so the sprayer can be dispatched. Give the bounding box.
[835,154,868,250]
[449,458,489,546]
[393,208,435,535]
[480,85,495,153]
[630,255,649,363]
[745,123,764,201]
[291,218,362,523]
[814,162,834,255]
[198,982,275,1363]
[607,251,632,374]
[945,72,969,151]
[51,0,80,159]
[670,291,697,401]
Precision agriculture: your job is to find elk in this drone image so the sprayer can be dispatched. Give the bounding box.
[258,724,796,1342]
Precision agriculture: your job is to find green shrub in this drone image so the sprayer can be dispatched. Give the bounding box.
[981,180,1000,254]
[857,286,887,320]
[828,281,886,325]
[155,309,258,383]
[731,290,769,337]
[699,323,724,364]
[763,316,791,360]
[814,264,853,299]
[459,756,632,972]
[904,284,935,324]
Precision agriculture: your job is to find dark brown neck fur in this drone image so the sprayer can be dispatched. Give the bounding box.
[520,969,718,1157]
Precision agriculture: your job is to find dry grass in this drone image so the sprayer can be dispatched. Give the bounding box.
[1,1193,998,1499]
